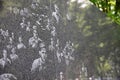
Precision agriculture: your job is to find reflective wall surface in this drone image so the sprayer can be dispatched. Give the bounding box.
[0,0,119,80]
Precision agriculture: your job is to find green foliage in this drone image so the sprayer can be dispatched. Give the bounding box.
[89,0,120,25]
[96,56,112,75]
[89,0,120,77]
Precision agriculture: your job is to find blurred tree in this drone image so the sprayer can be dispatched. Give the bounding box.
[89,0,120,25]
[89,0,120,79]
